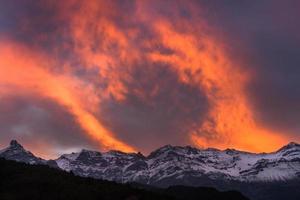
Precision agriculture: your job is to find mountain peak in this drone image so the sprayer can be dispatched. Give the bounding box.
[157,144,180,151]
[277,142,300,152]
[287,142,300,147]
[0,140,44,165]
[10,140,24,149]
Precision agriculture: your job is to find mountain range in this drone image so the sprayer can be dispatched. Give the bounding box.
[1,140,300,200]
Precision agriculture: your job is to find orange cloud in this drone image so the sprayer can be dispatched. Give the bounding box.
[55,0,290,152]
[0,41,135,153]
[147,20,289,152]
[0,0,294,155]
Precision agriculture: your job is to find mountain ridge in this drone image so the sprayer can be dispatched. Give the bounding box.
[1,140,300,200]
[1,140,299,183]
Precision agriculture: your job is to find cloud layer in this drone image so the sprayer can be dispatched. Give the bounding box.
[0,0,299,158]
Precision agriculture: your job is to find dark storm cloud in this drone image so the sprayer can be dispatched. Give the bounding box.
[0,1,60,43]
[198,0,300,136]
[0,0,76,68]
[0,95,99,157]
[99,64,209,153]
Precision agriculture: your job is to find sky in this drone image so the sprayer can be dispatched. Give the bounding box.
[0,0,299,159]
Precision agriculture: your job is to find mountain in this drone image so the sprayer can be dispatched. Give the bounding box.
[0,140,45,164]
[54,143,300,184]
[1,140,300,200]
[0,158,249,200]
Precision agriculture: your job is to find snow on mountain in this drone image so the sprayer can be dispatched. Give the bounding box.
[55,149,146,182]
[1,140,300,184]
[54,142,300,184]
[0,140,45,164]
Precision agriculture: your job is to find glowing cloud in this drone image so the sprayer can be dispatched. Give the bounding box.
[0,41,135,152]
[147,20,289,152]
[55,1,291,152]
[0,0,297,156]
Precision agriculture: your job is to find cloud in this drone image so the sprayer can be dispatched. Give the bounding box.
[0,0,299,157]
[0,41,135,154]
[0,95,96,158]
[198,0,300,139]
[98,64,209,153]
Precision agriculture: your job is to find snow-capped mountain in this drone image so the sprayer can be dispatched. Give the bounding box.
[53,143,300,185]
[1,140,300,185]
[0,140,45,164]
[55,149,146,182]
[1,140,300,200]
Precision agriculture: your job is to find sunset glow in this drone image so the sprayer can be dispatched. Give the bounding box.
[0,0,299,158]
